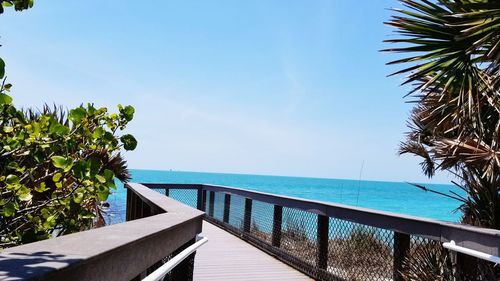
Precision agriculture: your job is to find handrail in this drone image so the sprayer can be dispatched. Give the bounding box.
[143,182,500,281]
[144,183,500,256]
[142,235,208,281]
[443,240,500,264]
[0,183,204,281]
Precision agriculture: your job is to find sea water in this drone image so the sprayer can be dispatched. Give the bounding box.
[106,170,464,224]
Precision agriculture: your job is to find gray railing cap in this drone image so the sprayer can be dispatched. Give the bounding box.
[0,183,204,281]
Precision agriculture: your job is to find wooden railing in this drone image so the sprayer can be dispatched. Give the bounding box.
[0,183,204,281]
[145,183,500,281]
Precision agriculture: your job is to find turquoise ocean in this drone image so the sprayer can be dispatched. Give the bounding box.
[106,169,464,224]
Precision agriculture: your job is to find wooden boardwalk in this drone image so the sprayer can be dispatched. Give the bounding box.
[194,221,313,281]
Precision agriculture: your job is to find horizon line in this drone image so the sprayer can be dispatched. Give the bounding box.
[127,167,454,186]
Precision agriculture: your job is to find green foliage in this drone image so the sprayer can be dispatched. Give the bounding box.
[120,134,138,151]
[0,0,33,13]
[384,0,500,228]
[0,0,139,248]
[385,1,500,279]
[0,93,137,247]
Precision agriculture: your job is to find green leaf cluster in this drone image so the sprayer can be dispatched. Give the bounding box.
[0,92,138,247]
[0,0,33,14]
[0,0,139,248]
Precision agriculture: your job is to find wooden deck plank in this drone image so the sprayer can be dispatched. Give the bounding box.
[194,221,312,281]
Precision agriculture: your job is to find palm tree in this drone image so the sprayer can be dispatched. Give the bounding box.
[384,1,499,279]
[384,0,499,229]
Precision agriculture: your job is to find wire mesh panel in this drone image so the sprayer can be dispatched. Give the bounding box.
[249,200,275,244]
[327,218,393,281]
[228,194,245,230]
[168,189,198,209]
[213,191,225,221]
[149,187,199,209]
[280,207,319,275]
[203,191,209,213]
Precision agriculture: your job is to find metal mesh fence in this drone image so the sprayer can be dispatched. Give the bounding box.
[399,236,453,281]
[169,189,198,209]
[328,219,393,280]
[249,200,274,244]
[203,192,397,280]
[280,207,318,276]
[213,192,224,221]
[228,194,245,230]
[203,191,209,213]
[150,188,198,209]
[147,185,500,281]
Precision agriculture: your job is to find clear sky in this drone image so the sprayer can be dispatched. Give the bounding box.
[0,1,452,183]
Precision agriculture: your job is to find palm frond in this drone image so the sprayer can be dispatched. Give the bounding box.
[23,104,69,126]
[106,153,131,183]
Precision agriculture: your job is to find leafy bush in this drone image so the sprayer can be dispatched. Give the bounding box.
[0,0,138,248]
[0,88,137,247]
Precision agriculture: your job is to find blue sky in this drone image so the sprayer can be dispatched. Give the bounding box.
[0,1,452,183]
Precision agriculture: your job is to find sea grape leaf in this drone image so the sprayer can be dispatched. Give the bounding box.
[92,127,105,139]
[52,173,62,182]
[121,105,135,121]
[0,93,12,104]
[6,174,19,185]
[51,156,68,169]
[69,107,86,124]
[34,182,48,193]
[2,202,16,217]
[95,174,106,183]
[120,134,137,150]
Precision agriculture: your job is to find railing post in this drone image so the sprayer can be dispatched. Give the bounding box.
[126,187,132,221]
[164,188,169,197]
[272,205,283,247]
[243,198,252,232]
[128,189,139,221]
[317,214,329,271]
[129,193,147,220]
[208,191,215,217]
[393,231,410,281]
[142,199,151,217]
[197,187,204,211]
[201,189,207,212]
[223,193,231,223]
[139,199,144,218]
